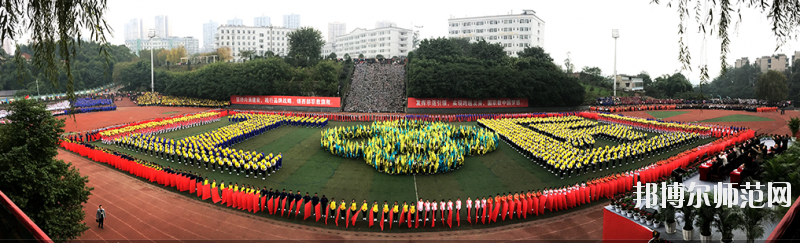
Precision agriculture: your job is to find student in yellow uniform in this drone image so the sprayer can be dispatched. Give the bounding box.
[328,198,336,219]
[361,199,369,221]
[372,201,379,222]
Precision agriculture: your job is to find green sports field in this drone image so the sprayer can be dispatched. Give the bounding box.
[646,111,689,119]
[89,119,714,232]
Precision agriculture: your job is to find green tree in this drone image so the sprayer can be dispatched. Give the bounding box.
[701,63,759,99]
[238,50,256,62]
[662,73,693,98]
[756,70,789,102]
[0,99,92,242]
[358,54,364,59]
[375,54,385,59]
[653,0,800,80]
[326,52,337,60]
[167,46,188,64]
[287,27,325,67]
[563,52,575,74]
[407,38,583,106]
[637,71,653,87]
[516,46,553,63]
[2,0,112,103]
[413,37,464,60]
[787,59,800,103]
[468,40,506,63]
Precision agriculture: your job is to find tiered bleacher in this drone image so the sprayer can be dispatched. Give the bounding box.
[344,63,406,113]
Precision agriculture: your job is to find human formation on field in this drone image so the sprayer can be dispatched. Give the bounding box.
[59,109,767,231]
[111,112,327,179]
[320,120,499,174]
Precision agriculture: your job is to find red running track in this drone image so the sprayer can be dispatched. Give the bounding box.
[60,107,797,240]
[58,106,606,241]
[60,151,604,241]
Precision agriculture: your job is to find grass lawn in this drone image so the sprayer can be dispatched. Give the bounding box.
[646,111,689,119]
[87,119,713,232]
[701,114,774,122]
[162,111,180,114]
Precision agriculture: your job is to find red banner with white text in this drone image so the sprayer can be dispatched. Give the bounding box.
[407,98,528,109]
[231,95,341,108]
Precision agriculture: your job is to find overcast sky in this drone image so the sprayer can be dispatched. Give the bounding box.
[100,0,800,84]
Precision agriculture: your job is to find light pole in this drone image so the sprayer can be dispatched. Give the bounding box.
[148,29,157,92]
[612,29,619,97]
[36,79,40,96]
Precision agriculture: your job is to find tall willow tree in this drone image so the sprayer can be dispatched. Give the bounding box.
[653,0,800,83]
[1,0,112,102]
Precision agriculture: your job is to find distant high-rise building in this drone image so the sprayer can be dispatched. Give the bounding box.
[139,19,145,39]
[283,14,300,29]
[125,36,200,56]
[202,20,219,52]
[254,15,271,27]
[735,57,750,68]
[375,20,396,28]
[124,18,142,40]
[2,38,15,55]
[328,22,346,43]
[448,9,545,56]
[754,54,789,72]
[793,51,800,64]
[154,15,172,38]
[227,18,243,26]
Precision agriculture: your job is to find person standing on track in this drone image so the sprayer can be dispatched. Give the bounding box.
[320,195,329,219]
[361,199,369,221]
[96,205,107,229]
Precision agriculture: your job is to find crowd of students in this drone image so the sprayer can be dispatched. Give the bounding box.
[321,120,499,175]
[480,116,703,179]
[134,92,230,107]
[593,97,792,113]
[74,97,113,107]
[60,122,757,231]
[108,113,330,180]
[344,63,406,113]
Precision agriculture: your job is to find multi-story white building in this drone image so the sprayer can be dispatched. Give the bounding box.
[322,26,413,59]
[215,25,294,62]
[227,18,243,26]
[125,36,200,56]
[154,15,172,38]
[283,14,300,29]
[447,9,545,56]
[254,15,271,27]
[328,22,346,43]
[202,20,219,53]
[124,18,144,40]
[375,21,396,28]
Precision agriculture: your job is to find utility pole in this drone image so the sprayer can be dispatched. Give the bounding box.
[612,29,619,97]
[149,28,157,92]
